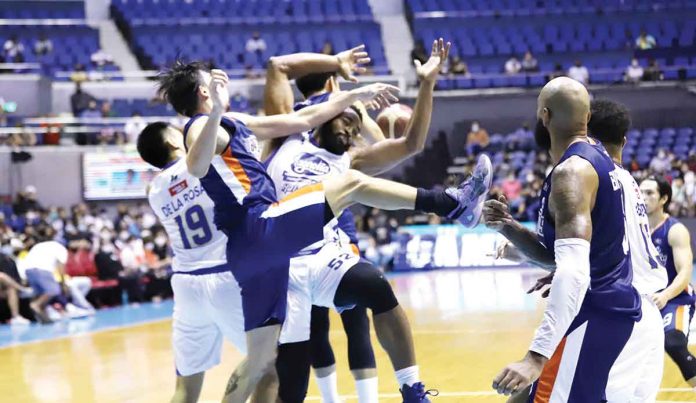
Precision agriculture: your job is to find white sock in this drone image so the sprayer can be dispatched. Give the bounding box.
[316,371,341,403]
[355,377,378,403]
[395,366,420,388]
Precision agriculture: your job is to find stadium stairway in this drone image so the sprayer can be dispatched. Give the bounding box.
[368,0,413,76]
[98,19,142,78]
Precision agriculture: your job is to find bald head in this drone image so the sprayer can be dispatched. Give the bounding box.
[537,77,591,141]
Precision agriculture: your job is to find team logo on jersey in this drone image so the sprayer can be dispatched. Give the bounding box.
[291,153,331,176]
[169,180,188,196]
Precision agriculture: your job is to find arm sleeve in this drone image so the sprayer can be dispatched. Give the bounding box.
[529,238,591,358]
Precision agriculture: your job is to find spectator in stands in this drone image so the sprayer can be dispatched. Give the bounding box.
[411,40,429,66]
[20,239,69,323]
[0,243,31,325]
[144,230,172,302]
[635,30,657,50]
[643,59,663,81]
[466,120,490,155]
[13,186,41,216]
[70,63,88,83]
[245,31,267,55]
[321,40,334,55]
[521,51,539,72]
[568,60,590,85]
[628,157,640,173]
[117,233,145,303]
[80,100,102,119]
[650,149,672,173]
[124,112,147,144]
[501,172,522,202]
[70,83,96,116]
[671,176,687,216]
[33,33,52,56]
[3,35,25,63]
[100,101,115,118]
[548,63,565,81]
[449,56,470,76]
[504,56,521,74]
[91,48,114,67]
[244,64,261,79]
[625,58,644,84]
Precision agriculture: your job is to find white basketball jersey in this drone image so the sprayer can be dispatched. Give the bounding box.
[147,159,228,272]
[616,166,668,294]
[266,133,351,249]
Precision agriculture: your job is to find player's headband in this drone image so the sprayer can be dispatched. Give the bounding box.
[344,105,363,122]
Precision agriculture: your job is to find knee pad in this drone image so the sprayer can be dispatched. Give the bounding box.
[665,330,696,380]
[310,306,335,369]
[341,307,376,370]
[335,262,399,315]
[276,341,311,403]
[361,268,398,314]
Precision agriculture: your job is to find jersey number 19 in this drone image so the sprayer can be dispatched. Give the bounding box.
[174,205,213,249]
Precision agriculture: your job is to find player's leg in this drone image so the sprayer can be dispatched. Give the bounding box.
[341,307,379,403]
[662,301,696,387]
[323,154,492,227]
[172,373,205,403]
[310,306,342,403]
[25,269,60,323]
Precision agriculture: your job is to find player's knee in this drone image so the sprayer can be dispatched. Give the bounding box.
[665,329,688,356]
[310,306,331,335]
[363,270,398,315]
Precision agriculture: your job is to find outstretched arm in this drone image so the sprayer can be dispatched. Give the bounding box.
[349,39,450,176]
[493,156,597,396]
[652,223,693,309]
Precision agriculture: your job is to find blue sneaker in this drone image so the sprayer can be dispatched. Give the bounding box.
[400,383,438,403]
[445,154,492,228]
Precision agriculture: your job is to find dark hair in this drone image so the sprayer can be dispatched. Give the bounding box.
[295,72,335,98]
[137,122,171,169]
[157,60,210,117]
[646,174,672,213]
[588,99,631,147]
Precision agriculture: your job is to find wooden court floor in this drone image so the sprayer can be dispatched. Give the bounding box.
[1,268,694,403]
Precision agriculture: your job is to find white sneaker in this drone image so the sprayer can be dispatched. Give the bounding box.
[66,303,91,319]
[45,305,65,321]
[9,316,30,326]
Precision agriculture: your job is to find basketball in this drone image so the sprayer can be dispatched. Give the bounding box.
[376,103,412,138]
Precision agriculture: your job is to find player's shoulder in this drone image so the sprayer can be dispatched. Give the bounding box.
[667,218,690,242]
[553,155,596,184]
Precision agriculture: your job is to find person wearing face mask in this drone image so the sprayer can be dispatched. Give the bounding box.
[625,58,644,84]
[466,120,490,156]
[144,231,173,302]
[650,148,672,174]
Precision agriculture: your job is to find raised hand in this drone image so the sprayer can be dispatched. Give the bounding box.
[350,83,400,109]
[336,44,371,83]
[209,69,230,113]
[415,38,451,83]
[483,195,513,231]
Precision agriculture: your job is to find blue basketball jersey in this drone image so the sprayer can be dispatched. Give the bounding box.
[652,216,695,305]
[291,91,359,245]
[183,114,278,230]
[536,141,641,319]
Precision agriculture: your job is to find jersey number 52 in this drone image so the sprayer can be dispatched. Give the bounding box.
[174,205,213,249]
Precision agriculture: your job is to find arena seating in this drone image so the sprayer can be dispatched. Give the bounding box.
[0,1,85,19]
[110,95,252,116]
[111,0,389,74]
[408,1,696,89]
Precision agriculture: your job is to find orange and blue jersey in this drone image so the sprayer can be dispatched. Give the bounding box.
[183,114,278,230]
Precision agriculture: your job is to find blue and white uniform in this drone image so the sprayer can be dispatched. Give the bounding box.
[606,166,667,402]
[147,158,245,376]
[183,114,333,331]
[652,216,696,335]
[528,142,641,402]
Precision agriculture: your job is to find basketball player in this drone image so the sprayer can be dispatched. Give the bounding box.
[641,174,696,390]
[491,77,641,400]
[262,40,454,402]
[158,61,491,402]
[485,99,668,402]
[137,122,273,403]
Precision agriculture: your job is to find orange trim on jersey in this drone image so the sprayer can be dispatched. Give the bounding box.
[223,147,251,193]
[276,183,324,205]
[676,305,685,332]
[350,243,360,256]
[534,337,568,403]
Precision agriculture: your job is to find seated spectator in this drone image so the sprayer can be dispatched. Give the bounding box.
[501,172,522,203]
[628,157,640,172]
[33,33,52,56]
[70,63,88,83]
[504,57,521,74]
[244,64,261,79]
[411,40,428,66]
[124,112,147,144]
[449,56,470,76]
[642,59,663,81]
[321,40,334,55]
[13,186,41,216]
[548,63,565,81]
[70,83,96,116]
[245,31,267,54]
[521,51,539,72]
[635,30,657,50]
[144,231,172,302]
[3,35,25,63]
[650,149,672,173]
[40,114,63,146]
[91,49,114,67]
[466,120,490,155]
[625,58,644,84]
[80,100,102,118]
[0,245,31,325]
[117,233,145,303]
[568,60,589,86]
